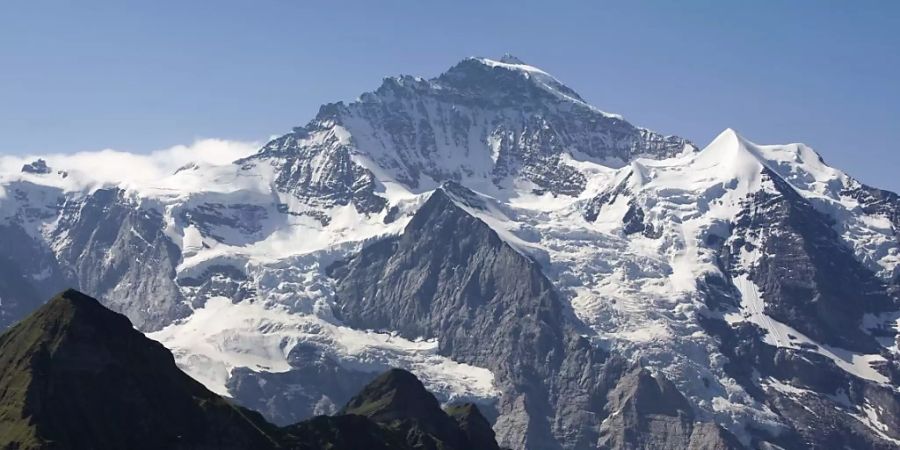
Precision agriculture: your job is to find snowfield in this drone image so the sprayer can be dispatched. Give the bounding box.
[2,56,898,448]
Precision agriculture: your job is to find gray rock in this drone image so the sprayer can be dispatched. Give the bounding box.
[597,367,742,450]
[227,344,377,426]
[51,188,187,330]
[328,186,614,449]
[20,159,51,174]
[698,168,900,448]
[723,170,896,353]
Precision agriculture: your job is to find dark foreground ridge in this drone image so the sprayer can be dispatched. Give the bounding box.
[0,289,502,450]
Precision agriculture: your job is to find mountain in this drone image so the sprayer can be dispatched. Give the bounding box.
[0,290,502,450]
[326,183,614,449]
[0,289,280,449]
[338,368,502,450]
[280,368,503,450]
[0,55,898,449]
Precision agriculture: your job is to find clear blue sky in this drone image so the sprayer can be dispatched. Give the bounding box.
[2,1,898,191]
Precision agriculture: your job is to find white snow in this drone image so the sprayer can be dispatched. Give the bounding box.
[2,64,897,447]
[855,401,900,445]
[727,275,889,384]
[476,57,624,119]
[0,139,258,197]
[148,296,498,402]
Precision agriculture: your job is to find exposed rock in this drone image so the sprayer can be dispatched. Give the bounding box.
[51,189,187,331]
[598,367,742,450]
[329,186,614,449]
[446,403,502,450]
[20,159,51,174]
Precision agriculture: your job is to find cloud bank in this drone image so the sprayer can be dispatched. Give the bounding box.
[0,139,260,193]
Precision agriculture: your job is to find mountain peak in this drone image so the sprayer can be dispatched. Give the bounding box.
[498,53,526,64]
[710,127,752,149]
[340,368,471,449]
[0,292,505,450]
[694,127,766,174]
[0,289,280,449]
[340,368,442,420]
[48,288,118,316]
[5,288,136,352]
[445,403,501,450]
[437,56,590,106]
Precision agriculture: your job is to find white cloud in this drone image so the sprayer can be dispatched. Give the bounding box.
[0,138,260,192]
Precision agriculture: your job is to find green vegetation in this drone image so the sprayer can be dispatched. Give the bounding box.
[0,289,501,450]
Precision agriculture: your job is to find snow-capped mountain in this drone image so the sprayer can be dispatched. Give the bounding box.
[0,55,898,449]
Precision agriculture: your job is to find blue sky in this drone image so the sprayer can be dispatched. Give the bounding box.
[2,1,898,191]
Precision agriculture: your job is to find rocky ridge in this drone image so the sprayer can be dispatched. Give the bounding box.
[0,56,898,449]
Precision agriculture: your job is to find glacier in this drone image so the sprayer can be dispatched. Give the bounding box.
[0,56,898,449]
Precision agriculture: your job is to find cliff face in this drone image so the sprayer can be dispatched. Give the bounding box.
[1,56,898,449]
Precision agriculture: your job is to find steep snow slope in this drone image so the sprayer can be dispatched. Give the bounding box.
[1,56,898,449]
[417,128,899,442]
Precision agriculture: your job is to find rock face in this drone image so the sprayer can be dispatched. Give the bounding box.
[446,403,503,450]
[237,55,692,213]
[598,368,742,450]
[51,188,188,330]
[0,224,61,329]
[1,57,899,450]
[328,186,612,449]
[699,167,900,448]
[237,130,387,216]
[724,170,894,353]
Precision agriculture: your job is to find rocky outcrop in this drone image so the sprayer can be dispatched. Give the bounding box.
[328,186,614,449]
[237,130,387,215]
[20,159,52,175]
[598,368,742,450]
[51,188,187,331]
[723,170,897,353]
[446,403,502,450]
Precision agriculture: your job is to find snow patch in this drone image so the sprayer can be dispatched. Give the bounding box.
[148,296,499,402]
[727,275,889,384]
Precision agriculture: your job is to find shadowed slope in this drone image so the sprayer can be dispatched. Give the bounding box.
[0,289,279,449]
[0,291,504,450]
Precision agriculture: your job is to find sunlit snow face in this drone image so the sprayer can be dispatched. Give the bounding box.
[0,139,259,195]
[3,55,898,448]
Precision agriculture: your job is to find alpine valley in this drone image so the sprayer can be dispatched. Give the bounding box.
[1,55,898,449]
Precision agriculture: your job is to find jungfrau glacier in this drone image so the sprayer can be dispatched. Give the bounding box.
[0,55,898,449]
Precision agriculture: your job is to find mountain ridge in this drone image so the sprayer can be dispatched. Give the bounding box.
[0,289,281,449]
[0,289,504,450]
[0,56,898,449]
